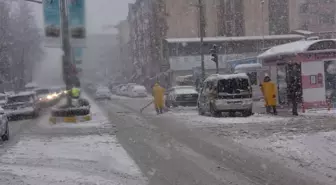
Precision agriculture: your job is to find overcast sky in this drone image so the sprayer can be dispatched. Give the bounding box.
[31,0,134,86]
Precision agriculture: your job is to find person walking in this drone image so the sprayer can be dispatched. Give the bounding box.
[288,63,300,116]
[152,82,165,114]
[260,76,277,115]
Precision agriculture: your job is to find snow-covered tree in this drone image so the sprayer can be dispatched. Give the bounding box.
[0,0,43,91]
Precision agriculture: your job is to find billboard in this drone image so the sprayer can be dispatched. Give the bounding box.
[43,0,61,47]
[43,0,86,48]
[68,0,86,47]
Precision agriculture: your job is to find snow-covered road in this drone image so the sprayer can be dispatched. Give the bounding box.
[98,94,336,184]
[0,95,147,185]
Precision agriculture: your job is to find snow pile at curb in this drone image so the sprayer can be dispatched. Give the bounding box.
[164,111,292,127]
[236,131,336,180]
[0,135,146,185]
[302,108,336,117]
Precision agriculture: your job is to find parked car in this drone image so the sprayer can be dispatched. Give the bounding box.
[127,85,147,97]
[95,87,112,100]
[117,85,128,96]
[0,93,7,108]
[198,73,253,117]
[3,91,41,119]
[165,86,198,107]
[35,88,51,101]
[0,107,9,141]
[111,85,120,94]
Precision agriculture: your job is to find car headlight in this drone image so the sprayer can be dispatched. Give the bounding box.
[47,95,53,100]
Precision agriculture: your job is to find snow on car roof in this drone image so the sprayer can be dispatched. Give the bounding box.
[9,91,36,97]
[258,39,336,59]
[25,82,38,88]
[166,34,304,43]
[205,73,249,81]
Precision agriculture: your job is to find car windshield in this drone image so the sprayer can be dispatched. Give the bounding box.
[218,78,249,94]
[36,89,50,95]
[175,88,197,94]
[97,88,109,93]
[7,95,32,104]
[133,86,146,90]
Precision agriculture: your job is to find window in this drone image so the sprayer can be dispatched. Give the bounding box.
[310,75,317,84]
[319,13,335,24]
[299,3,308,13]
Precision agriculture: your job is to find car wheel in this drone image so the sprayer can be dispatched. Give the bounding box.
[210,104,221,117]
[1,123,9,141]
[242,109,253,117]
[33,111,39,118]
[228,111,235,117]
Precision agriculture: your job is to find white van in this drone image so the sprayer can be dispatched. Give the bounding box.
[197,73,253,117]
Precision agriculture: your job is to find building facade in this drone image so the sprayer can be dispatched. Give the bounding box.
[127,0,219,84]
[115,20,132,81]
[127,0,336,85]
[299,0,336,33]
[217,0,302,37]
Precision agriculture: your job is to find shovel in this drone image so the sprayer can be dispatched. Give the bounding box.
[140,101,153,113]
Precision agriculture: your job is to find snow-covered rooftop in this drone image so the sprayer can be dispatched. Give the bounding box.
[258,39,333,59]
[166,34,304,43]
[25,82,38,89]
[205,73,249,81]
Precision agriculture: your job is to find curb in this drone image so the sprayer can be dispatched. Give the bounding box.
[49,114,92,124]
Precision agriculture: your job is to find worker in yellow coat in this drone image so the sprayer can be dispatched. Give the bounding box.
[260,76,277,115]
[152,82,165,114]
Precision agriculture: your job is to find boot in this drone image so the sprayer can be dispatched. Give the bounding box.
[272,106,277,115]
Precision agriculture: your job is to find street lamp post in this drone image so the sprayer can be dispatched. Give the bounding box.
[198,0,205,82]
[60,0,73,106]
[261,0,265,50]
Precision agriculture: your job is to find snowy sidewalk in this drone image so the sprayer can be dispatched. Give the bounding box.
[0,93,147,185]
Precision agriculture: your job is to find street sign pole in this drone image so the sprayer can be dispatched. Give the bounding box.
[60,0,72,106]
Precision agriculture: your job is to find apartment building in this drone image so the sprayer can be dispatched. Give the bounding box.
[299,0,336,33]
[115,20,133,80]
[217,0,302,36]
[127,0,218,83]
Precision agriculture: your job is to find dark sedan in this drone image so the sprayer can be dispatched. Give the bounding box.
[165,86,198,107]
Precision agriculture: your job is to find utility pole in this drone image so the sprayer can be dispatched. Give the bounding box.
[198,0,205,82]
[60,0,73,106]
[261,0,265,50]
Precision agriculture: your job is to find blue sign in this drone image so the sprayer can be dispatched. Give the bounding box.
[43,0,60,38]
[69,0,86,39]
[73,48,83,64]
